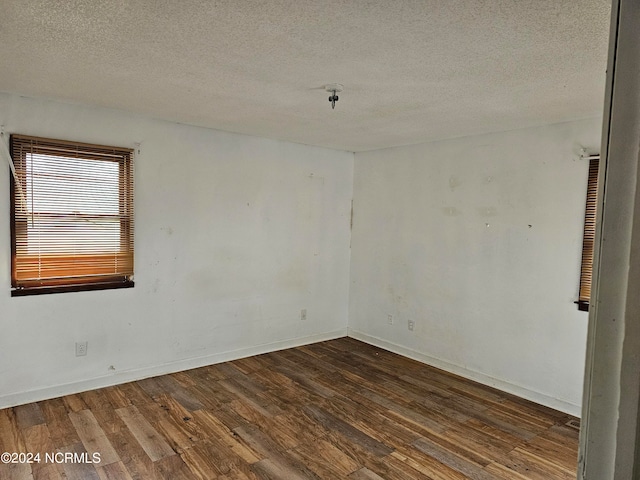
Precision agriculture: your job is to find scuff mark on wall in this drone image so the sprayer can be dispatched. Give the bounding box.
[442,206,462,216]
[478,207,497,217]
[449,175,462,191]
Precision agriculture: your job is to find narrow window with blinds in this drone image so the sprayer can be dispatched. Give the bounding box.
[577,158,599,311]
[9,135,134,296]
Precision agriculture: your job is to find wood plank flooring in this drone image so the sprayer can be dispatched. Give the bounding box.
[0,337,580,479]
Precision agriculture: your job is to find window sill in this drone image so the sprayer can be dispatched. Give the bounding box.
[11,281,134,297]
[575,300,590,312]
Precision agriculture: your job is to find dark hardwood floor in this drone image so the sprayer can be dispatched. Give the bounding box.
[0,337,579,479]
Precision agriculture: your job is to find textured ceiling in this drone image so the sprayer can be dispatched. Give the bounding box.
[0,1,611,152]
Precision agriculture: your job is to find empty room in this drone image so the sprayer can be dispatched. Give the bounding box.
[2,1,639,479]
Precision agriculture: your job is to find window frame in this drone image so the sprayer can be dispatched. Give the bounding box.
[9,134,135,296]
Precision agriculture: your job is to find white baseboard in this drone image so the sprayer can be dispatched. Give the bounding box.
[2,327,580,417]
[0,329,347,409]
[347,328,581,417]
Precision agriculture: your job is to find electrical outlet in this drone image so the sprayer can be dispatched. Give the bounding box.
[75,341,88,356]
[301,309,307,321]
[387,314,393,325]
[408,320,415,331]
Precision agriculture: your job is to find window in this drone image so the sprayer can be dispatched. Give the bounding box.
[10,135,134,296]
[577,157,599,311]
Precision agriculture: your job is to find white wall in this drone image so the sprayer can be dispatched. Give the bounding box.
[0,93,353,408]
[349,118,602,415]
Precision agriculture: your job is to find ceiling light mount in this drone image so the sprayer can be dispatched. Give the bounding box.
[325,83,343,110]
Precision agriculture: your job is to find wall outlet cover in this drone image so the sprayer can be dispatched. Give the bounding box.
[75,341,88,357]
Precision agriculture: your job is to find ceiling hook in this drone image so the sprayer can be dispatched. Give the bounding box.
[324,84,343,110]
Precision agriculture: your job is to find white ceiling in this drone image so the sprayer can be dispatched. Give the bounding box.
[0,1,611,152]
